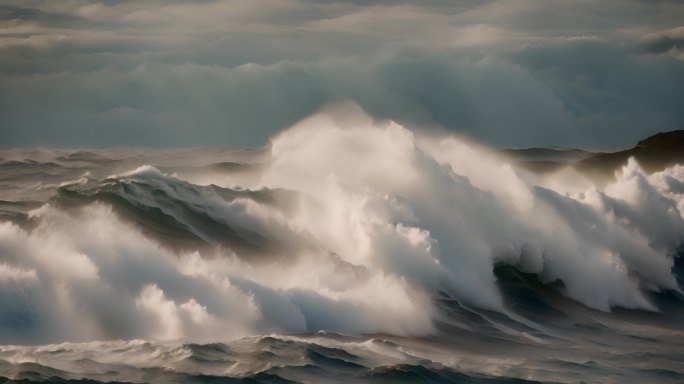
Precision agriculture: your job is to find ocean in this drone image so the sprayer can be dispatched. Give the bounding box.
[1,120,683,383]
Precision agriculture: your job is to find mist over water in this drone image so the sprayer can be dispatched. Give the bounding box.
[1,105,683,383]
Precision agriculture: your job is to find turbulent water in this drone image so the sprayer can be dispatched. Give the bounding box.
[1,109,684,383]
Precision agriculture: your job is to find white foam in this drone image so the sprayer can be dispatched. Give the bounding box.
[0,104,683,343]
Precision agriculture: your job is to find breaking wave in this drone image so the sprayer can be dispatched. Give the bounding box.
[1,104,683,383]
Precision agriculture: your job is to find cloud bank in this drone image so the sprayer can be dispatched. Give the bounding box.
[0,0,683,148]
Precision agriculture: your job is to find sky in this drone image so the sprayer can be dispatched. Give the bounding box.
[0,0,683,149]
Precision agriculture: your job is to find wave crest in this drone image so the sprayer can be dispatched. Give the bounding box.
[0,106,683,343]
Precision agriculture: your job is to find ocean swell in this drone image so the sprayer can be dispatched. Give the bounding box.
[0,108,683,346]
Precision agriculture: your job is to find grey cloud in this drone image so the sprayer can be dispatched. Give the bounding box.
[0,5,90,28]
[2,41,683,149]
[0,0,683,148]
[511,40,684,145]
[0,62,330,147]
[638,26,684,54]
[640,35,684,54]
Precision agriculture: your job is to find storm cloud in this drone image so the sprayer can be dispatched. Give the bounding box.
[0,0,683,148]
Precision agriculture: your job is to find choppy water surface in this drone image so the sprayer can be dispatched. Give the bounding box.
[1,114,683,383]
